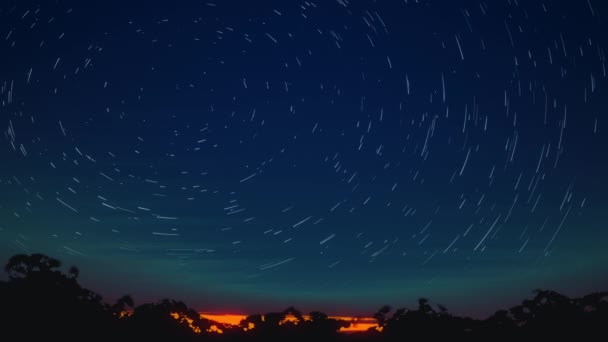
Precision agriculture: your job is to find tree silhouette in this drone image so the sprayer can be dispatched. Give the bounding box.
[125,298,213,341]
[305,311,350,336]
[1,253,116,340]
[417,297,434,315]
[1,253,607,341]
[240,313,264,330]
[282,306,304,323]
[111,294,135,316]
[5,253,62,280]
[372,305,392,328]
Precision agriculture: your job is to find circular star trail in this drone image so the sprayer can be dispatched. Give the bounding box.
[1,0,607,316]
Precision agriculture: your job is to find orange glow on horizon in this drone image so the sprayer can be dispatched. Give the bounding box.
[199,313,378,333]
[332,316,379,333]
[201,313,246,326]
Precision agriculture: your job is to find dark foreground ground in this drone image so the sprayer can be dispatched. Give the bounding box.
[1,253,606,341]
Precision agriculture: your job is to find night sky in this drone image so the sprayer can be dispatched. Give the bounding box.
[1,0,608,318]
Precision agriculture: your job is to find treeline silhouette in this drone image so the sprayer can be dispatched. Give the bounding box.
[0,253,606,341]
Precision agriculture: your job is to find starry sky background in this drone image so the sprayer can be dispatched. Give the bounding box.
[1,0,608,318]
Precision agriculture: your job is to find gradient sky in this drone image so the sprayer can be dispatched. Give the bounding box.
[1,0,608,318]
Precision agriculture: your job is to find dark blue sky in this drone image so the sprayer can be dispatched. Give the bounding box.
[1,0,608,317]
